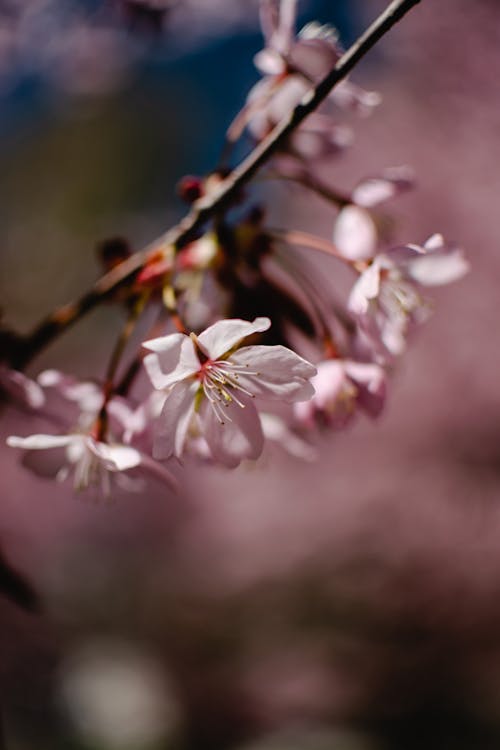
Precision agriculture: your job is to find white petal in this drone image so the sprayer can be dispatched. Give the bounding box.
[352,167,414,208]
[333,205,377,260]
[230,345,316,402]
[424,233,445,251]
[352,179,395,208]
[199,395,263,468]
[7,433,75,450]
[142,333,188,356]
[348,260,382,314]
[88,440,143,471]
[197,317,271,360]
[37,369,65,387]
[254,48,285,75]
[143,336,199,391]
[407,250,470,286]
[153,381,198,460]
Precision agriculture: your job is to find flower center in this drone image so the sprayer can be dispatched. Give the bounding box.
[198,359,259,424]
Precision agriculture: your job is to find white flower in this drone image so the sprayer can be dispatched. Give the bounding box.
[7,427,177,497]
[348,235,469,358]
[142,317,317,468]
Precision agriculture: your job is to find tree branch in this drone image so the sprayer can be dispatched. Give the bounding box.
[12,0,420,370]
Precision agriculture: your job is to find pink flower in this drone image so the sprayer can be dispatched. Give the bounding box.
[234,2,379,163]
[348,234,469,358]
[333,167,415,261]
[294,359,387,429]
[7,369,178,496]
[142,317,317,468]
[6,432,177,497]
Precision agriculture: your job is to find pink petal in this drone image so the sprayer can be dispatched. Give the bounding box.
[344,361,387,417]
[38,369,102,413]
[311,360,347,408]
[0,368,45,409]
[198,394,263,468]
[197,317,271,360]
[153,380,198,460]
[290,35,340,81]
[143,336,199,391]
[230,345,316,402]
[333,205,377,261]
[274,0,297,53]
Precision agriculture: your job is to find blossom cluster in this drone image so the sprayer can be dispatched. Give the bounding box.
[2,0,469,497]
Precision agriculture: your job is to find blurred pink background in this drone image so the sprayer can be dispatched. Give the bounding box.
[1,1,500,748]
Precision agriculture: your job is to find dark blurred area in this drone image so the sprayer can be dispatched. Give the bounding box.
[2,1,500,748]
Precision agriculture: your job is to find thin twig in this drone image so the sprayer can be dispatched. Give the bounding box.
[12,0,420,370]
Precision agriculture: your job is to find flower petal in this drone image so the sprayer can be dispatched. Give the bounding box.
[143,335,199,390]
[230,345,316,402]
[0,368,45,409]
[348,259,382,315]
[352,167,414,208]
[197,317,271,360]
[407,249,470,286]
[7,434,75,450]
[344,361,387,417]
[153,380,198,460]
[333,205,377,261]
[88,440,143,472]
[199,394,264,468]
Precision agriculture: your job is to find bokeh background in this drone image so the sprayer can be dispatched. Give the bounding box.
[1,0,500,748]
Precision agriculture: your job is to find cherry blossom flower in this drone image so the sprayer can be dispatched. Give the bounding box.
[142,317,317,468]
[333,167,415,262]
[348,234,470,358]
[231,0,379,163]
[6,432,177,496]
[294,359,386,429]
[7,369,178,495]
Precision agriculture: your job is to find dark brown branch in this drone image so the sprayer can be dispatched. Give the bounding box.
[12,0,420,370]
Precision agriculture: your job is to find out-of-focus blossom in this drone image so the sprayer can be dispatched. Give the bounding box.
[333,167,415,261]
[0,365,45,409]
[333,205,378,262]
[348,234,470,358]
[294,359,386,429]
[59,638,180,749]
[351,166,414,208]
[6,432,144,496]
[143,316,316,467]
[238,1,379,163]
[7,369,178,494]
